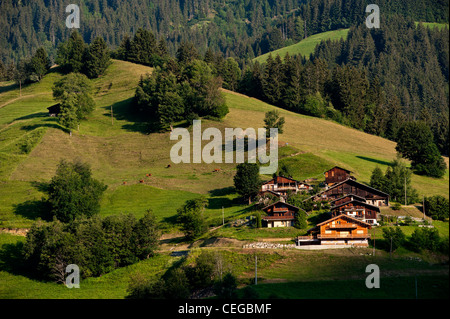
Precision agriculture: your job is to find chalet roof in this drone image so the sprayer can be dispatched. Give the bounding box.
[262,175,300,185]
[330,194,367,204]
[330,200,380,212]
[316,213,372,228]
[325,166,352,174]
[262,200,304,213]
[309,178,389,199]
[47,103,61,114]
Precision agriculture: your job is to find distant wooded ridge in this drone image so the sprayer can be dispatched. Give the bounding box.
[0,0,448,64]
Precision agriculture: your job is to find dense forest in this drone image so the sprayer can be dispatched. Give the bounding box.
[0,0,448,64]
[0,0,448,158]
[239,16,449,156]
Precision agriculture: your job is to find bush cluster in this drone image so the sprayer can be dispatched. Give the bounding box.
[23,212,160,281]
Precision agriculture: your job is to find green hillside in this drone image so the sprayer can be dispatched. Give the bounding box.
[253,29,349,63]
[0,60,448,230]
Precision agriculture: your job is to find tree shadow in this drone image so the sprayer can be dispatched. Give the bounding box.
[0,82,18,94]
[20,121,69,133]
[14,112,48,121]
[208,186,235,197]
[0,241,27,276]
[355,156,391,167]
[207,197,234,210]
[105,97,155,134]
[13,200,51,221]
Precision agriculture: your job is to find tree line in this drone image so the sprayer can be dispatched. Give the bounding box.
[1,0,447,65]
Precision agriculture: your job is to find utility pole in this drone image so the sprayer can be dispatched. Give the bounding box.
[389,235,393,258]
[111,105,114,125]
[415,276,418,299]
[423,195,425,221]
[404,175,407,206]
[372,229,376,256]
[222,206,224,226]
[255,255,257,285]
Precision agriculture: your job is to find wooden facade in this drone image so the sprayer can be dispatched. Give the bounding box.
[312,179,389,206]
[305,214,372,246]
[261,175,312,196]
[261,201,303,228]
[330,194,367,206]
[330,200,380,225]
[324,166,353,185]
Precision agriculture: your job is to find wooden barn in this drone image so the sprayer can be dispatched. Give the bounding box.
[261,175,312,196]
[261,201,304,228]
[330,200,380,225]
[47,104,61,117]
[309,178,389,206]
[300,214,372,247]
[324,166,354,186]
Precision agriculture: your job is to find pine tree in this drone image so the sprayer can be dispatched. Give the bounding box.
[56,31,86,73]
[83,37,111,78]
[396,121,446,178]
[29,47,50,81]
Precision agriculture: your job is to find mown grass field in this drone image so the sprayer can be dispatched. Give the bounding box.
[1,233,447,299]
[0,59,448,299]
[253,28,349,63]
[0,59,448,230]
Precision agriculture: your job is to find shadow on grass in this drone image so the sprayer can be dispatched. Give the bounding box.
[106,97,193,134]
[20,120,69,134]
[208,186,235,197]
[0,82,18,94]
[356,156,391,167]
[13,199,51,221]
[0,241,27,276]
[14,112,48,122]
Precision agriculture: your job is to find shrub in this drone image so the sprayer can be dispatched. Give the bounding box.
[46,160,107,223]
[409,227,441,252]
[424,195,449,221]
[382,226,406,251]
[23,212,160,281]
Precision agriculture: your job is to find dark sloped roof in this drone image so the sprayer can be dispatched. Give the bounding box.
[330,200,380,212]
[330,194,367,204]
[325,166,352,174]
[312,178,389,198]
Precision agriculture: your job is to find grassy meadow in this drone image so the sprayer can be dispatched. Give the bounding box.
[253,28,349,63]
[0,59,448,299]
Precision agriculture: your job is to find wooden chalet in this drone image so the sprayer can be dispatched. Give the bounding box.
[324,166,354,186]
[261,201,304,228]
[309,178,389,207]
[330,200,380,225]
[47,104,61,117]
[261,175,312,196]
[298,214,372,247]
[330,194,367,206]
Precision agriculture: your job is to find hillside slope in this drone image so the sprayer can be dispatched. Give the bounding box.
[0,60,448,229]
[253,29,349,63]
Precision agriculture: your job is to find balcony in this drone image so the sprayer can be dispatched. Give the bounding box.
[327,223,358,229]
[317,233,371,239]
